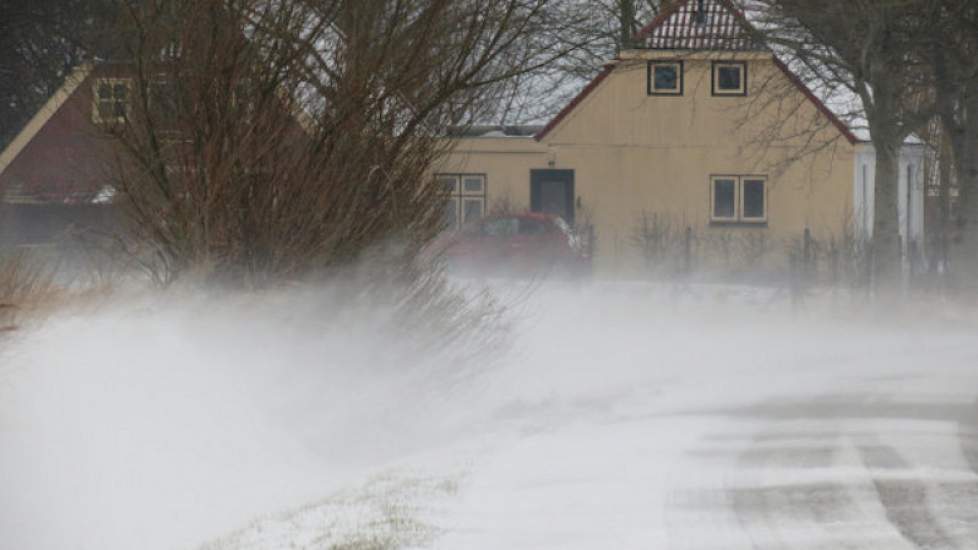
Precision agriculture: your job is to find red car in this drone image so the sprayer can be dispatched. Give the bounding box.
[439,212,590,277]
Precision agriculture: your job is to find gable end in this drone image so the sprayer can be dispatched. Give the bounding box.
[0,65,93,179]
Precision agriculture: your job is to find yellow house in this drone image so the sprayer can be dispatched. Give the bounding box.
[437,0,925,277]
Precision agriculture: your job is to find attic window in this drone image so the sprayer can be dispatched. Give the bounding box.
[648,61,683,96]
[712,61,747,96]
[92,78,132,123]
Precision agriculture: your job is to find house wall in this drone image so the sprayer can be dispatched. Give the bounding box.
[0,65,128,204]
[0,65,138,248]
[439,137,550,213]
[852,144,927,247]
[440,52,859,276]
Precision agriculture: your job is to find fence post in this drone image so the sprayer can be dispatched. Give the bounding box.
[684,226,692,276]
[908,239,918,281]
[587,224,595,274]
[803,227,813,282]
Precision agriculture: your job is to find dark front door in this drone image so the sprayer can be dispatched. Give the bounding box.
[530,169,575,226]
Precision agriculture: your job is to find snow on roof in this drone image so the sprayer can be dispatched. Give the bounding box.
[449,125,544,138]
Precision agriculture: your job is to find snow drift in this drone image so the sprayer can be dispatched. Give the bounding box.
[1,282,977,549]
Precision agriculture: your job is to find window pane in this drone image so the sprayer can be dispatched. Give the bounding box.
[113,83,128,99]
[654,65,678,91]
[519,219,546,235]
[442,198,458,231]
[462,176,484,194]
[484,218,518,237]
[98,83,112,100]
[98,102,115,120]
[713,179,736,219]
[438,176,458,194]
[743,179,765,219]
[717,66,742,91]
[463,198,483,224]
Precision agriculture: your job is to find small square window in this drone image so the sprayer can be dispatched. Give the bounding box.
[712,62,747,96]
[92,78,132,124]
[648,61,683,95]
[742,178,766,222]
[654,66,677,90]
[711,177,738,221]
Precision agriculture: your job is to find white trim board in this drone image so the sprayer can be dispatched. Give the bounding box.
[0,64,93,178]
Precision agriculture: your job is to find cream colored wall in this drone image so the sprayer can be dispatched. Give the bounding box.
[439,52,858,276]
[439,137,549,213]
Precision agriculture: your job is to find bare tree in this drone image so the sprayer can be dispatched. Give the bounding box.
[749,0,936,291]
[99,0,574,287]
[924,1,978,283]
[492,0,669,124]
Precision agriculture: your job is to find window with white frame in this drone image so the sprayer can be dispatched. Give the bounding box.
[647,61,684,95]
[92,78,132,123]
[712,61,747,96]
[437,174,486,231]
[710,175,767,223]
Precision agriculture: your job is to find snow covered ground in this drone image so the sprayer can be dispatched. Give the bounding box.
[2,282,977,549]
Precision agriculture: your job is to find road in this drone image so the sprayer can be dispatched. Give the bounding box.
[430,286,978,549]
[665,395,978,549]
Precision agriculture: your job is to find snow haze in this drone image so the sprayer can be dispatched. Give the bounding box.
[2,282,977,549]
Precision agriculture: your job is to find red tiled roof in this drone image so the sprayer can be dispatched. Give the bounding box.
[635,0,764,51]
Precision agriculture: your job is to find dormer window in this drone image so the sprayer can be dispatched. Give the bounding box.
[712,61,747,96]
[648,61,683,96]
[92,78,132,123]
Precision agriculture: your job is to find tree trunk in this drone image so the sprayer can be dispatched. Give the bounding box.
[618,0,637,49]
[948,92,978,288]
[871,141,904,295]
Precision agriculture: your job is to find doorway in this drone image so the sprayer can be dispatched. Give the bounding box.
[530,169,575,226]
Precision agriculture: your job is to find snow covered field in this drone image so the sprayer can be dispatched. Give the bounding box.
[2,282,977,549]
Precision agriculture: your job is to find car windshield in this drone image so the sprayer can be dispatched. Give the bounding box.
[482,217,519,237]
[518,218,548,235]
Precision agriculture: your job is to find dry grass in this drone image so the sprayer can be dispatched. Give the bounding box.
[200,469,460,550]
[0,251,59,332]
[0,250,114,335]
